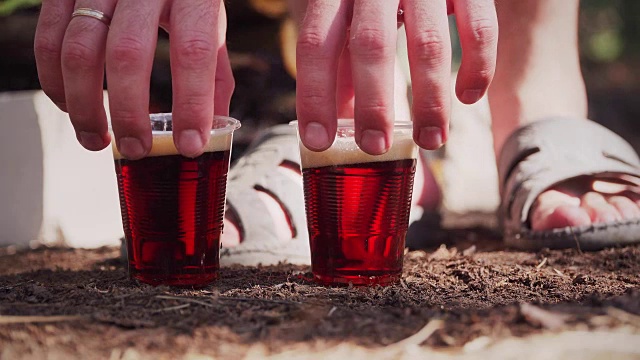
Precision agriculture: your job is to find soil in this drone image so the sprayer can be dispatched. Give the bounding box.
[1,232,639,359]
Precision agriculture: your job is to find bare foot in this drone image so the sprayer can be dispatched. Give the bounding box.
[530,177,640,231]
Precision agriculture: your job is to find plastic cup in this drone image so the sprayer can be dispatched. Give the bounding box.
[112,114,240,287]
[292,119,418,286]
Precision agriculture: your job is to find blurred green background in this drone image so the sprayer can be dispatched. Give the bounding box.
[1,0,639,149]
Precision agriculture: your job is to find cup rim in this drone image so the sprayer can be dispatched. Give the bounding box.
[108,113,241,135]
[289,118,413,129]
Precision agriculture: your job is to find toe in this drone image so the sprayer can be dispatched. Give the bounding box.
[531,203,591,231]
[581,192,622,224]
[608,196,640,220]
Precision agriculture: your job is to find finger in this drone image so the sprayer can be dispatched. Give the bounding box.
[581,192,622,224]
[608,196,640,220]
[453,0,498,104]
[404,0,452,150]
[214,3,234,116]
[34,0,74,111]
[169,0,221,158]
[106,0,163,160]
[350,0,399,155]
[296,0,351,151]
[61,0,116,151]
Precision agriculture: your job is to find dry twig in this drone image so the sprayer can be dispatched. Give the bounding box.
[156,295,214,308]
[152,304,190,313]
[0,315,84,324]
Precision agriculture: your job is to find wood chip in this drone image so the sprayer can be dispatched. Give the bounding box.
[462,245,477,257]
[389,320,443,348]
[536,257,548,269]
[520,303,569,330]
[553,268,569,278]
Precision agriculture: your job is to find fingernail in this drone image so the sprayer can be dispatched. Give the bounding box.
[418,127,443,150]
[304,122,330,150]
[177,129,205,158]
[461,89,483,104]
[360,129,388,155]
[78,131,106,151]
[119,137,146,160]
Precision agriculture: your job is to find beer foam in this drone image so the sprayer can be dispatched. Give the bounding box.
[112,131,232,160]
[300,132,418,168]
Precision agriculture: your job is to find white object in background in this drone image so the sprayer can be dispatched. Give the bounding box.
[438,78,501,229]
[0,91,123,248]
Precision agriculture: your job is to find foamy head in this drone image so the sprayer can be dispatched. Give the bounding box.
[295,120,418,168]
[111,114,240,160]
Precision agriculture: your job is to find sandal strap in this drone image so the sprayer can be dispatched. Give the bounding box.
[497,117,640,234]
[225,125,307,245]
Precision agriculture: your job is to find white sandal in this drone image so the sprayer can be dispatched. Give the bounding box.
[220,125,311,266]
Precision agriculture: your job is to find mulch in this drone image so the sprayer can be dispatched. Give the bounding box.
[1,231,639,359]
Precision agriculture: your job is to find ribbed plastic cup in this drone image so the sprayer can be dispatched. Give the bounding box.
[112,114,240,287]
[292,119,418,286]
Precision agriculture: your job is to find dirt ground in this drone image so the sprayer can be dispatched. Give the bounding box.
[1,230,639,360]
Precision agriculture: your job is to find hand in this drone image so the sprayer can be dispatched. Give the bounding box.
[34,0,234,159]
[295,0,498,154]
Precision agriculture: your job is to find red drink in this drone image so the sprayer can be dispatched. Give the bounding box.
[296,120,418,286]
[303,159,416,285]
[116,150,230,286]
[113,114,239,287]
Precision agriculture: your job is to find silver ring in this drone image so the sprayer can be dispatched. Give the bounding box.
[71,8,112,28]
[397,8,404,24]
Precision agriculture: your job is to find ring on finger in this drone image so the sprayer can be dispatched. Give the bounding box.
[71,8,112,28]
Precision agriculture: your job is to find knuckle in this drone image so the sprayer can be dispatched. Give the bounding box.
[297,30,328,57]
[357,101,391,121]
[34,37,60,62]
[175,36,215,69]
[109,108,144,129]
[175,96,213,119]
[410,29,449,67]
[109,36,144,67]
[109,36,147,70]
[359,101,387,114]
[413,98,448,119]
[297,89,331,109]
[350,28,394,61]
[467,19,499,48]
[62,40,99,70]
